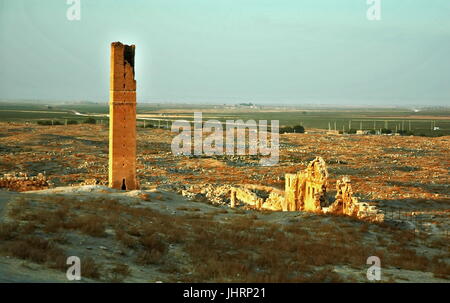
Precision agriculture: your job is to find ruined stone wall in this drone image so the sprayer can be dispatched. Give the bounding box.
[283,173,299,211]
[0,173,49,192]
[109,42,138,190]
[324,176,384,222]
[262,191,284,211]
[304,157,328,212]
[303,176,325,212]
[233,187,263,208]
[284,157,328,212]
[229,185,284,211]
[282,157,383,222]
[180,157,383,222]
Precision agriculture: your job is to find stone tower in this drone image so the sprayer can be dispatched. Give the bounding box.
[109,42,138,190]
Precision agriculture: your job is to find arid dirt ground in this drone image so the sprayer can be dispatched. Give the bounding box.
[0,122,449,282]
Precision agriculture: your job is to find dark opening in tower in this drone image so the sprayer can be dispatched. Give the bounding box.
[121,178,127,190]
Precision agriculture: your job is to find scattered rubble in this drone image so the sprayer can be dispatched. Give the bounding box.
[324,176,384,222]
[78,178,108,186]
[0,172,50,192]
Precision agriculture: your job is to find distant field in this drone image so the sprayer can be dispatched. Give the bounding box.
[133,105,450,136]
[1,102,449,136]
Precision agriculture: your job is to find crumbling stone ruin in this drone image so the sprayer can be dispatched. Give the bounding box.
[282,157,383,221]
[0,173,49,192]
[180,157,383,222]
[284,157,328,212]
[109,42,139,190]
[230,185,285,211]
[180,183,284,211]
[326,176,356,215]
[324,177,384,222]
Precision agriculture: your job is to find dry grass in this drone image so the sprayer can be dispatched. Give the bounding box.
[69,215,106,237]
[111,263,131,276]
[430,256,450,279]
[9,199,106,237]
[209,209,229,215]
[179,213,448,282]
[82,257,101,279]
[0,233,65,268]
[136,250,164,265]
[0,222,17,240]
[115,230,138,248]
[2,193,448,282]
[139,233,167,258]
[109,263,131,282]
[176,206,201,212]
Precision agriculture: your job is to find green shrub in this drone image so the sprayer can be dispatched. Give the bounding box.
[280,126,293,134]
[397,130,413,136]
[37,120,62,126]
[37,120,52,126]
[293,125,305,133]
[83,117,96,124]
[280,125,305,134]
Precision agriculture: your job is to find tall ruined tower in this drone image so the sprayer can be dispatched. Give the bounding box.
[109,42,138,190]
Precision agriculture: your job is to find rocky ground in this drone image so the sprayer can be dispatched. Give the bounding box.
[0,122,448,282]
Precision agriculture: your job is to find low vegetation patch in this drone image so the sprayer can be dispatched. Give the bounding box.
[1,193,448,282]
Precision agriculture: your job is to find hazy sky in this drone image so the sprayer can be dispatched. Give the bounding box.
[1,0,449,105]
